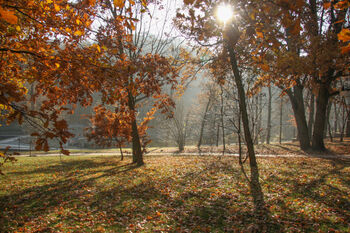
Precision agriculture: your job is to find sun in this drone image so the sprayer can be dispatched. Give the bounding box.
[215,3,234,25]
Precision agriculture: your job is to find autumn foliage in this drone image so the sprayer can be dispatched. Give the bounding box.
[0,0,179,166]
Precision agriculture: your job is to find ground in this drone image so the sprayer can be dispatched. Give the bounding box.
[0,147,349,232]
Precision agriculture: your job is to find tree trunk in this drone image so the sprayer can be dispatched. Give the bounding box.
[197,98,211,150]
[254,95,259,145]
[119,143,124,161]
[286,86,311,151]
[312,84,330,151]
[128,91,144,166]
[216,122,220,147]
[345,101,350,137]
[340,102,345,141]
[220,85,226,153]
[308,94,315,139]
[334,102,338,136]
[346,118,350,137]
[279,97,283,144]
[324,102,332,138]
[178,137,185,152]
[131,119,143,165]
[227,40,266,216]
[266,86,272,144]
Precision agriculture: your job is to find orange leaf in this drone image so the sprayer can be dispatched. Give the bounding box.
[0,7,18,24]
[334,0,349,10]
[114,0,124,8]
[323,2,331,9]
[184,0,195,4]
[54,4,60,12]
[341,44,350,54]
[259,64,269,72]
[74,30,83,36]
[256,31,263,39]
[338,28,350,42]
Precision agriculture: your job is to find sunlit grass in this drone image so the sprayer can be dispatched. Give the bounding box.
[0,155,349,232]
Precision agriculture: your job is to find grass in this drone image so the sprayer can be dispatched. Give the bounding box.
[0,154,349,232]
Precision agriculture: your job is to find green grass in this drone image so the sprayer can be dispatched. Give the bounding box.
[0,155,349,232]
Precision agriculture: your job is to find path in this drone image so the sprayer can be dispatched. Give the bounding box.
[14,151,350,160]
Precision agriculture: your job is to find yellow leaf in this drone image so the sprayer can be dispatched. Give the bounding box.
[65,27,71,33]
[54,4,60,12]
[47,0,53,3]
[16,25,21,31]
[96,45,101,52]
[76,19,81,25]
[55,63,60,68]
[74,30,83,36]
[0,7,18,24]
[114,0,124,8]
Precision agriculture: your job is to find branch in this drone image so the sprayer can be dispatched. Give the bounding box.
[0,48,42,58]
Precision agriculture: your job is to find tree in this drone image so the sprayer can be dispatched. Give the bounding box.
[161,101,192,152]
[249,0,349,151]
[0,0,182,169]
[176,0,267,222]
[86,106,132,161]
[0,0,98,156]
[85,0,185,165]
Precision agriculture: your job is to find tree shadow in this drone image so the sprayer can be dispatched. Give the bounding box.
[0,160,139,231]
[270,144,305,155]
[1,156,349,232]
[262,159,350,230]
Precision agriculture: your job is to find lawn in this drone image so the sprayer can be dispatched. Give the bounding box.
[0,154,349,232]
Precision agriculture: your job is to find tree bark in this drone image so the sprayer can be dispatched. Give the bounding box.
[312,84,330,151]
[333,101,338,135]
[220,85,226,153]
[308,94,315,139]
[226,38,266,216]
[324,102,332,136]
[266,86,272,144]
[178,137,185,152]
[346,118,350,137]
[128,91,144,166]
[344,101,350,137]
[216,122,220,147]
[254,95,259,145]
[279,97,283,144]
[286,86,311,151]
[119,143,124,161]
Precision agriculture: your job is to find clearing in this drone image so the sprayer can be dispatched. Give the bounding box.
[0,153,349,232]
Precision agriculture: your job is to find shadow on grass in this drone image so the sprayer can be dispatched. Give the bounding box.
[263,160,350,230]
[6,157,127,176]
[0,160,140,231]
[1,156,349,232]
[0,158,275,232]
